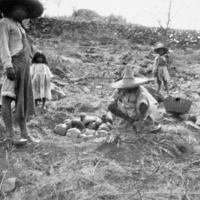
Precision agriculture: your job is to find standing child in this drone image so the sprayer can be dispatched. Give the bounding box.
[30,52,53,110]
[153,43,170,96]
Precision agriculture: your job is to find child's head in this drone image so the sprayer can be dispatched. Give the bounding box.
[32,52,48,64]
[154,44,168,56]
[157,48,166,56]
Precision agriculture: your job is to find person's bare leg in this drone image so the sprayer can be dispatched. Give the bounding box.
[35,99,39,107]
[2,96,14,139]
[20,118,40,143]
[18,118,28,137]
[157,78,162,93]
[164,80,169,96]
[42,98,46,110]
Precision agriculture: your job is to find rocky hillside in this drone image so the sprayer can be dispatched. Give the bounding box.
[29,16,200,49]
[2,12,200,200]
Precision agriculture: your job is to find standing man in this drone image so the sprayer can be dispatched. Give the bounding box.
[0,0,43,145]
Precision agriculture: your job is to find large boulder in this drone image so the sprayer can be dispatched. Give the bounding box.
[51,83,66,101]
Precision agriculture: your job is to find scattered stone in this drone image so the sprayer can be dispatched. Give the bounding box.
[189,115,197,123]
[69,52,82,59]
[106,122,113,130]
[80,41,93,46]
[91,101,101,109]
[193,94,200,101]
[101,111,114,124]
[82,128,96,136]
[98,123,110,131]
[78,103,95,112]
[195,116,200,126]
[2,178,17,193]
[80,113,102,125]
[97,130,109,137]
[180,114,190,121]
[146,64,153,74]
[184,121,200,131]
[64,119,85,131]
[53,124,68,136]
[181,82,192,89]
[51,83,66,101]
[67,128,81,138]
[132,65,147,76]
[70,78,83,82]
[60,56,83,64]
[82,86,91,93]
[52,67,67,78]
[96,85,103,89]
[52,112,69,121]
[52,80,68,87]
[87,122,97,129]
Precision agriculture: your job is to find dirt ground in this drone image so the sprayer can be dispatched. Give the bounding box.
[1,40,200,200]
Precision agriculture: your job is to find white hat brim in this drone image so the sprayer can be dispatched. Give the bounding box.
[111,77,148,89]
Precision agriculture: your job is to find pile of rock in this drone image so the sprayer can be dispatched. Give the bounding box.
[53,112,113,142]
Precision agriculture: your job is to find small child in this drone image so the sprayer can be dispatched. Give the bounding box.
[30,52,53,110]
[153,43,170,96]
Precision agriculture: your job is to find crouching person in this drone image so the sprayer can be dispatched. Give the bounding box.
[108,65,158,131]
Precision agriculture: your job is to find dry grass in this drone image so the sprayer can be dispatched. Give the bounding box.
[2,119,200,200]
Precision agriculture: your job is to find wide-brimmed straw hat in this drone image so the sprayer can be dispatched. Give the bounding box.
[154,43,169,54]
[0,0,44,19]
[111,65,149,89]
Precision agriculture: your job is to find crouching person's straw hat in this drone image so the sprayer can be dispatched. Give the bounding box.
[111,65,149,89]
[0,0,44,19]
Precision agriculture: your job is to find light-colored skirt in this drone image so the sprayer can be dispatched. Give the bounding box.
[32,73,52,100]
[157,66,170,83]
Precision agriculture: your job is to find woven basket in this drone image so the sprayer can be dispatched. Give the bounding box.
[163,96,192,115]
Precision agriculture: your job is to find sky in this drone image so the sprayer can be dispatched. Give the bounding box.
[42,0,200,30]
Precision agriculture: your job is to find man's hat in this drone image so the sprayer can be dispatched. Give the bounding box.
[154,43,169,54]
[111,65,149,89]
[0,0,44,19]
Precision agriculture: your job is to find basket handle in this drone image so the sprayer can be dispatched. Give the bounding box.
[175,98,180,102]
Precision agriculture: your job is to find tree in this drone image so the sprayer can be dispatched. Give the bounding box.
[40,0,62,16]
[149,0,187,45]
[53,0,62,16]
[40,0,49,7]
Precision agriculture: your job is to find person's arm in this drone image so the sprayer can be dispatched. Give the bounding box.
[139,103,148,120]
[0,20,16,80]
[46,66,53,79]
[153,56,159,76]
[0,20,13,69]
[111,89,123,103]
[137,92,149,120]
[165,54,170,70]
[30,64,35,79]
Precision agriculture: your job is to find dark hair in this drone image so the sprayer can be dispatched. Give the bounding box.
[32,52,48,65]
[125,87,139,93]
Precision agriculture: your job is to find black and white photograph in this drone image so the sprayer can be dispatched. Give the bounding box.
[0,0,200,199]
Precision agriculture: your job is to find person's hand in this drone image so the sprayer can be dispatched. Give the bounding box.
[139,103,148,120]
[6,68,16,81]
[153,71,157,77]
